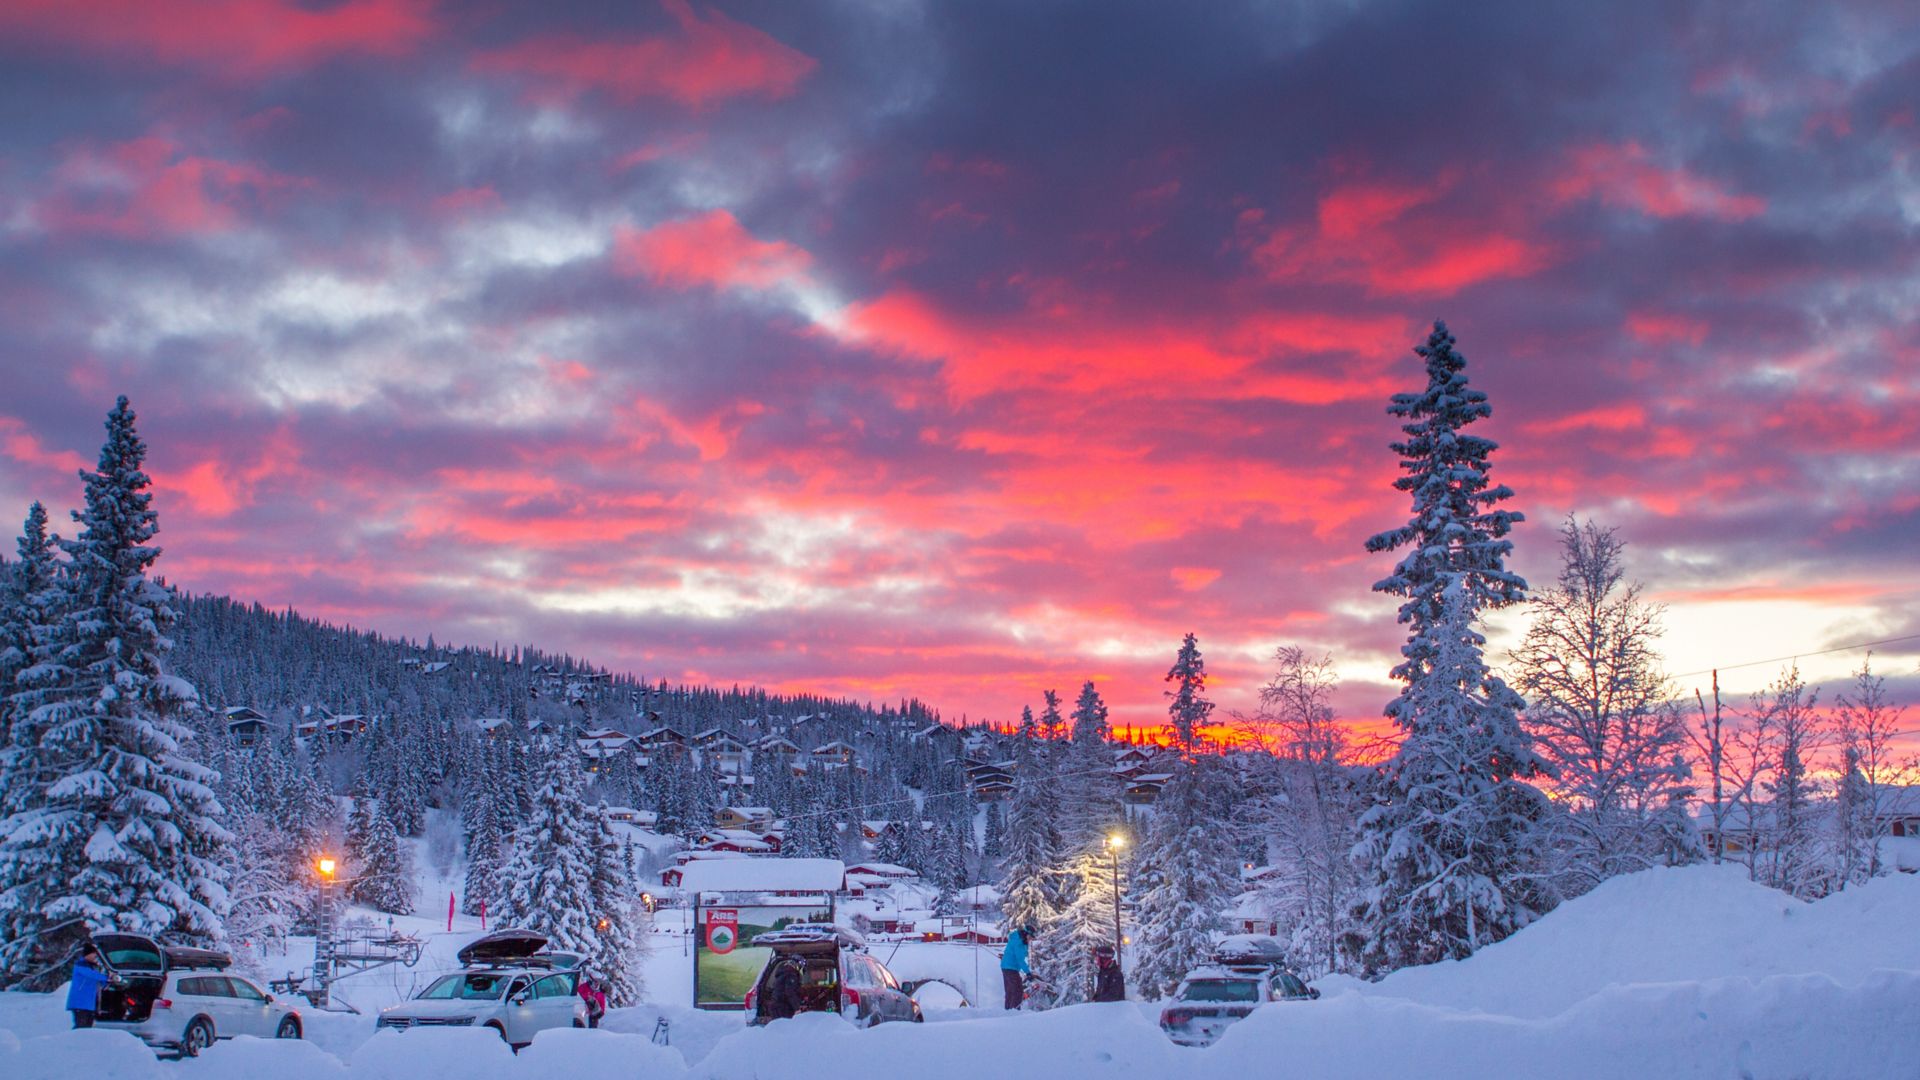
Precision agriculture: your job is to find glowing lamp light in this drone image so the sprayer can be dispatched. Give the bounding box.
[317,857,337,877]
[1106,834,1126,850]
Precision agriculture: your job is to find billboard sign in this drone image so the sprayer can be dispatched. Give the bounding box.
[693,896,835,1009]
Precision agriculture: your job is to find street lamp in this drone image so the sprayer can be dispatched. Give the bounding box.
[1105,833,1126,966]
[314,855,338,1008]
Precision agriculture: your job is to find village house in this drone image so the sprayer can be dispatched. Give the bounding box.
[222,706,271,746]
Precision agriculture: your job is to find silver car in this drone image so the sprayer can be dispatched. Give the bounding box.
[376,929,586,1049]
[89,934,303,1057]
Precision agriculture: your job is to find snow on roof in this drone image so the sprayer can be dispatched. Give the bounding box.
[845,862,914,876]
[722,806,775,817]
[679,857,846,895]
[960,884,1002,905]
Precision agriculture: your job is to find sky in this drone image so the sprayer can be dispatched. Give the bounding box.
[0,0,1916,736]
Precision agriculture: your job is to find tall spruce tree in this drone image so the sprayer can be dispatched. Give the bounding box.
[0,398,231,988]
[348,799,415,914]
[999,707,1062,944]
[1349,324,1548,974]
[1130,757,1239,998]
[1164,634,1212,753]
[498,742,601,958]
[1,504,57,753]
[585,801,646,1005]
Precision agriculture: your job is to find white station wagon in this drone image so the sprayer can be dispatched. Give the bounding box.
[89,934,303,1057]
[376,929,586,1049]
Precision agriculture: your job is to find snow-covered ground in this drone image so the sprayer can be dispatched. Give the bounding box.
[6,864,1918,1078]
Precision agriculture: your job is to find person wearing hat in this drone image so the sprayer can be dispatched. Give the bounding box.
[1090,943,1125,1003]
[67,944,110,1029]
[999,925,1034,1009]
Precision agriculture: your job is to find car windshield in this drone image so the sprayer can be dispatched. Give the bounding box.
[1181,979,1260,1003]
[418,973,508,1001]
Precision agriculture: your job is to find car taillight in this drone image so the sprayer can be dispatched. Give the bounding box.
[154,998,172,1010]
[743,987,757,1010]
[840,988,861,1011]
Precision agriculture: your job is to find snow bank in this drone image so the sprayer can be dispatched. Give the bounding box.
[1363,864,1920,1018]
[1209,969,1920,1080]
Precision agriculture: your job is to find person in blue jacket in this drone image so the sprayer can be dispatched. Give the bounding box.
[1000,925,1033,1009]
[68,944,110,1029]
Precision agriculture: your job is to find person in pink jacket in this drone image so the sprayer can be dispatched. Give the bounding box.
[577,974,607,1028]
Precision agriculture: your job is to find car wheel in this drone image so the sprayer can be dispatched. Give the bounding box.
[182,1017,214,1057]
[485,1021,509,1044]
[275,1017,301,1039]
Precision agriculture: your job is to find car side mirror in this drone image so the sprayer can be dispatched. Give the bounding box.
[512,994,529,1006]
[264,994,274,1004]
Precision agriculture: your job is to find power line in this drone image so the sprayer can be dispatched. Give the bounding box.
[1668,632,1920,682]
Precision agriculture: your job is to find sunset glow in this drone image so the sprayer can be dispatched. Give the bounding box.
[0,1,1915,734]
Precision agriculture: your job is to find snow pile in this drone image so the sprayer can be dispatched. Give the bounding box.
[1358,863,1920,1017]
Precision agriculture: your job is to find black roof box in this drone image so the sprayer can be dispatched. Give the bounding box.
[163,945,232,971]
[457,928,550,966]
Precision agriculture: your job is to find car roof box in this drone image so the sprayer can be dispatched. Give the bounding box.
[458,928,550,966]
[1210,935,1288,967]
[163,945,233,971]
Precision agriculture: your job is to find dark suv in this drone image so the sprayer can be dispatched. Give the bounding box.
[743,925,921,1027]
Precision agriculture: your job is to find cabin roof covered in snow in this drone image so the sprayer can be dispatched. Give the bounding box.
[679,857,846,895]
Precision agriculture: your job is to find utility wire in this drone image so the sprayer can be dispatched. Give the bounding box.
[1667,632,1920,682]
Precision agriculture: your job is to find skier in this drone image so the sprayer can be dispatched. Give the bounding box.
[1090,944,1125,1003]
[67,944,110,1029]
[577,973,607,1028]
[1000,925,1033,1009]
[761,957,804,1021]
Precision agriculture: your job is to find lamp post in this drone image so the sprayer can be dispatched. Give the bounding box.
[1105,833,1126,966]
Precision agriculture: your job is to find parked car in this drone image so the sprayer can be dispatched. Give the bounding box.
[1159,938,1318,1047]
[375,929,586,1049]
[743,925,922,1028]
[88,933,302,1057]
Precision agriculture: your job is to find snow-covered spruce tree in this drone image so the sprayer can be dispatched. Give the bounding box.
[1349,324,1549,975]
[462,788,509,916]
[0,398,231,988]
[1,504,58,749]
[1131,754,1240,999]
[498,742,601,956]
[998,707,1062,942]
[1164,633,1213,754]
[348,798,415,915]
[1036,681,1126,1002]
[585,802,645,1005]
[1511,518,1697,897]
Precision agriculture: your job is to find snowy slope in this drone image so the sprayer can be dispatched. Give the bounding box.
[1349,863,1920,1018]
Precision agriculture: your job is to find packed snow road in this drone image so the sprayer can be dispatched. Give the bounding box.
[6,866,1919,1079]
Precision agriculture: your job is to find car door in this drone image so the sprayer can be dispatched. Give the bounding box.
[176,976,234,1038]
[871,960,910,1021]
[532,973,578,1032]
[502,975,535,1044]
[223,976,274,1036]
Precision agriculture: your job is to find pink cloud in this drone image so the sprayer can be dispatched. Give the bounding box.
[0,0,433,76]
[1553,142,1767,221]
[473,0,816,108]
[612,210,814,291]
[30,135,305,238]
